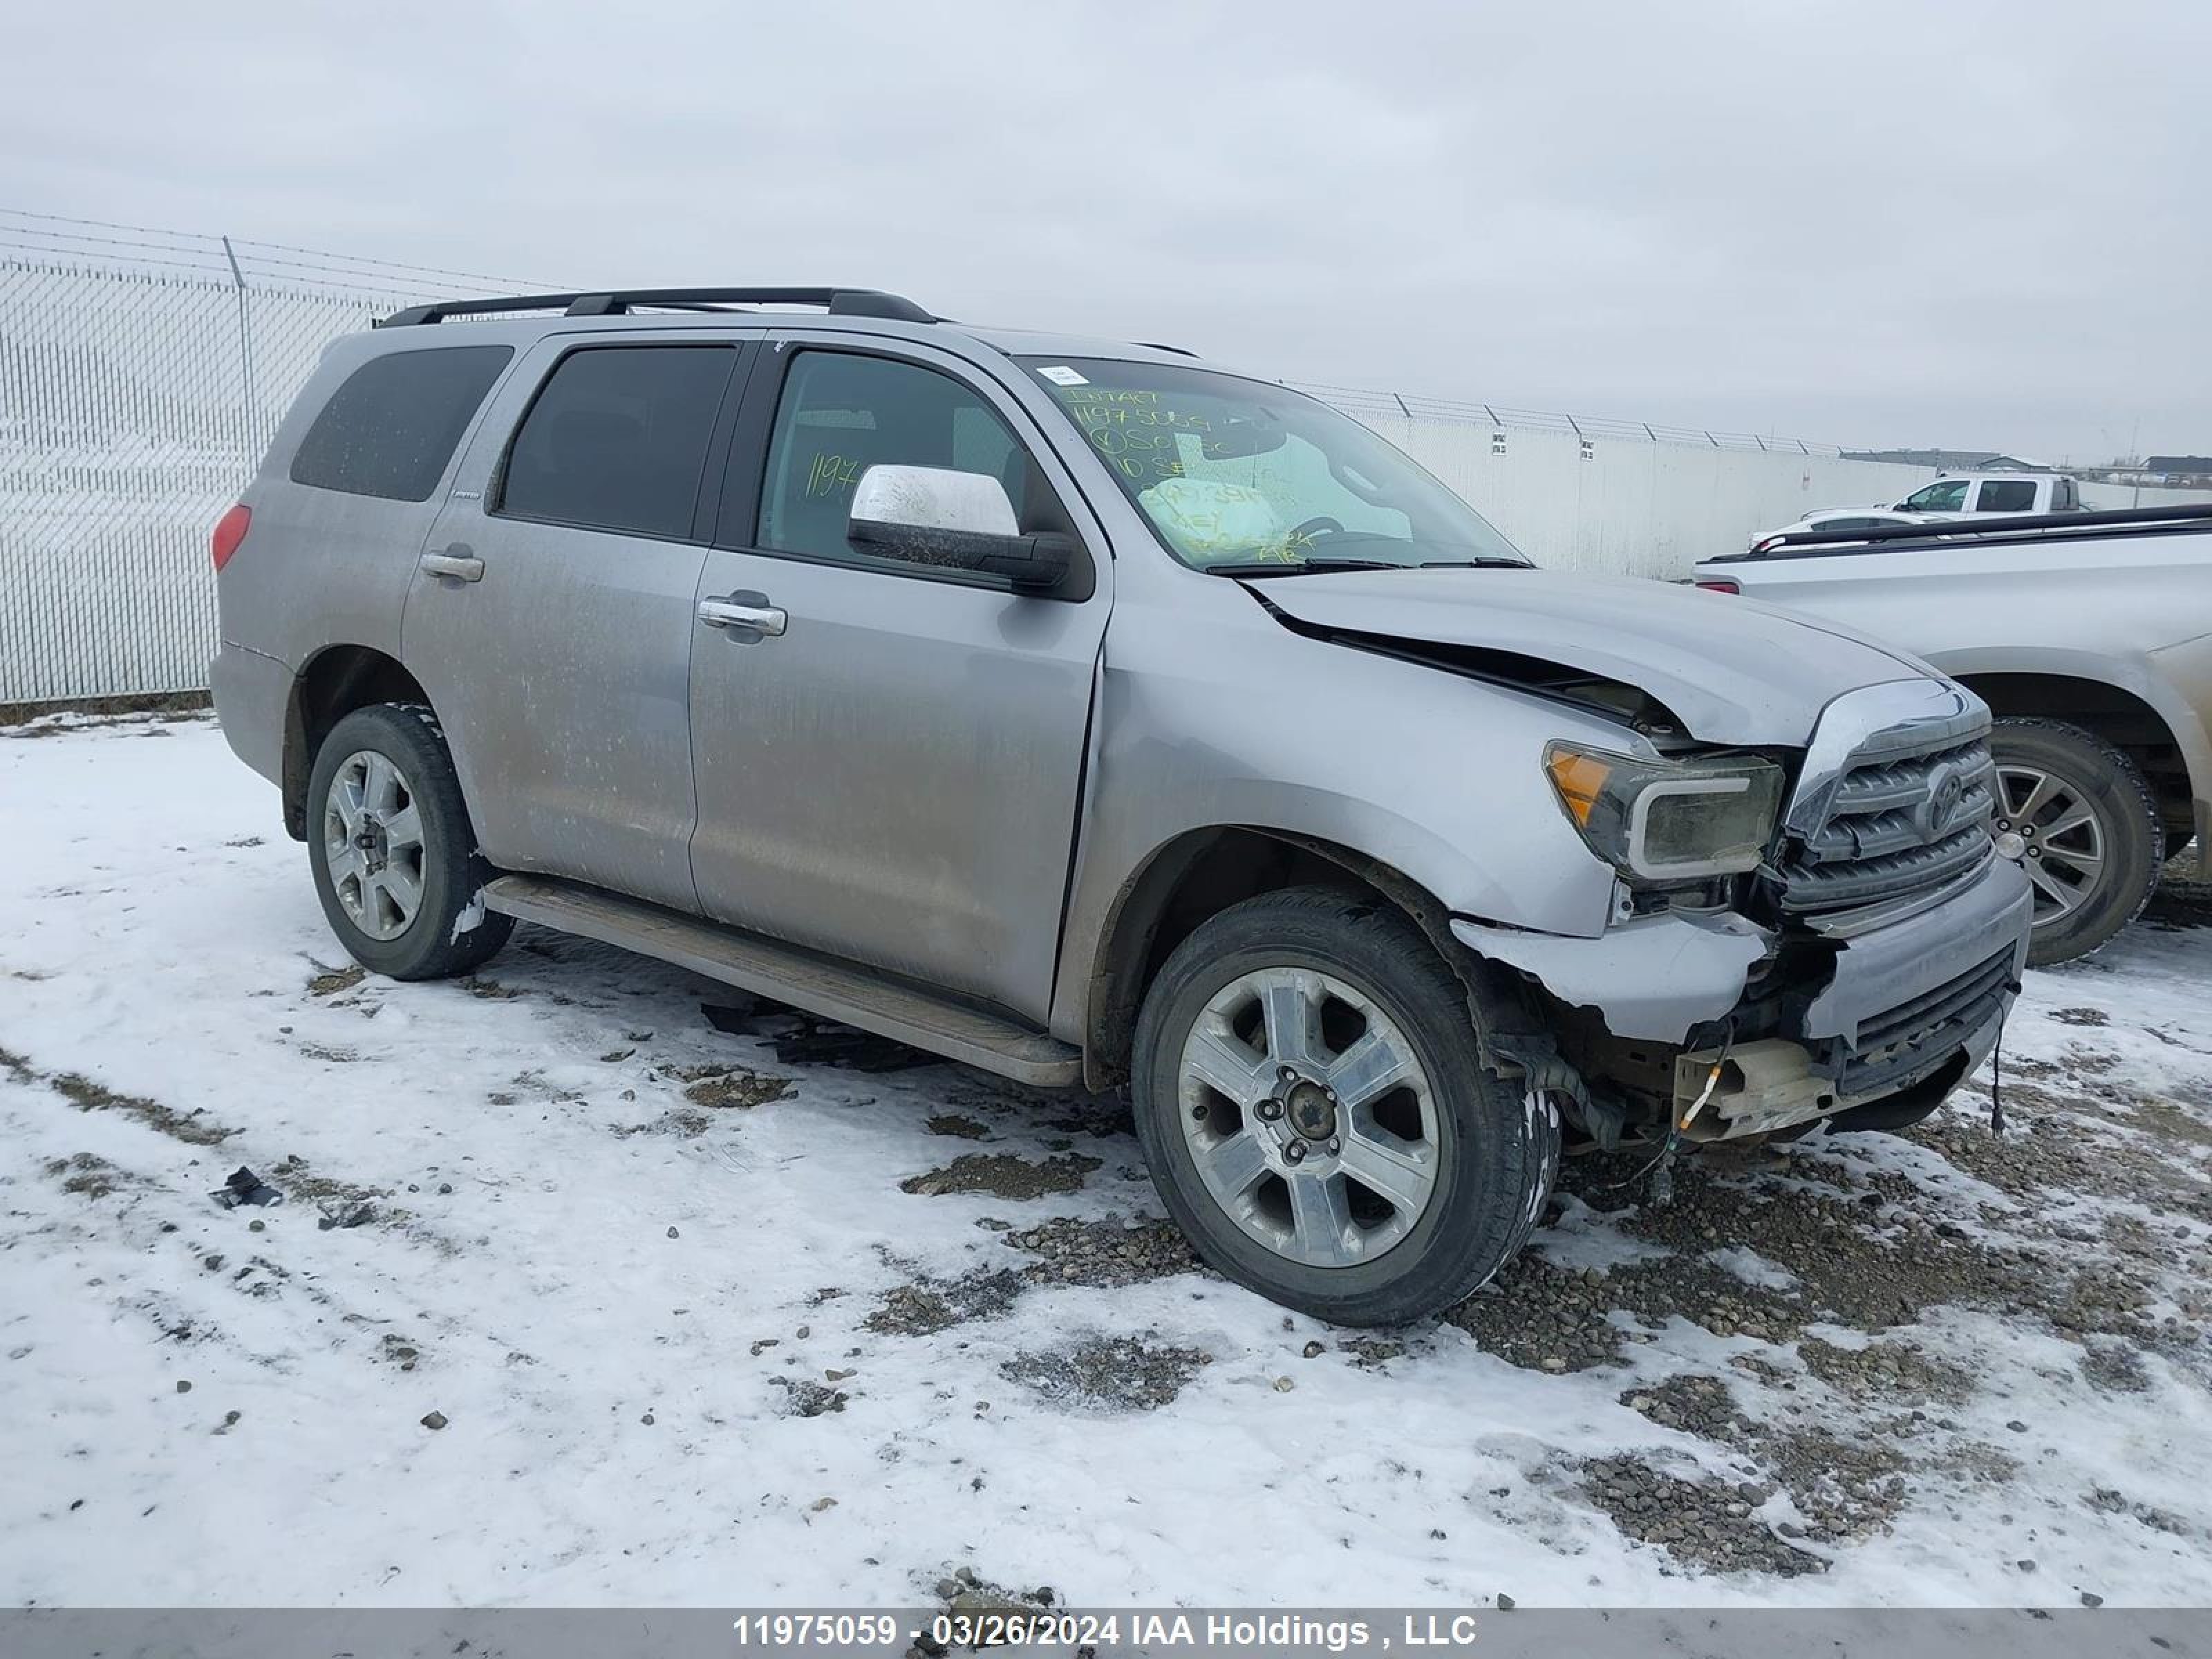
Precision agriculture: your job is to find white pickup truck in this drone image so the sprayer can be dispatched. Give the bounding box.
[1749,474,2086,555]
[1889,471,2086,518]
[1696,505,2212,965]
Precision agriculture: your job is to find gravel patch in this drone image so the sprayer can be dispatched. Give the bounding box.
[899,1152,1100,1200]
[998,1212,1201,1288]
[863,1268,1027,1337]
[1000,1335,1212,1413]
[677,1065,795,1110]
[1575,1454,1825,1576]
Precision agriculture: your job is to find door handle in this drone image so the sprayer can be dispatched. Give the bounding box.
[421,548,485,583]
[697,595,788,637]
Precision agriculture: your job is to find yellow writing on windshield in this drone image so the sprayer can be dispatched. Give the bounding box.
[1064,395,1214,481]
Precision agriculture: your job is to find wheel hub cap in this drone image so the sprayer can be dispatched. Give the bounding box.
[1283,1078,1338,1141]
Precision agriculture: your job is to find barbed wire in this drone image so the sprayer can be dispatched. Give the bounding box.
[0,210,1851,455]
[0,207,556,290]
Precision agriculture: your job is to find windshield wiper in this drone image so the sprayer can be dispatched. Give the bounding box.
[1204,556,1530,577]
[1202,558,1405,577]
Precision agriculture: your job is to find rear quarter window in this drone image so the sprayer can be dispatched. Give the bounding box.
[289,345,514,502]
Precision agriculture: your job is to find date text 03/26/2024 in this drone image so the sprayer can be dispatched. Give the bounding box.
[729,1612,1484,1651]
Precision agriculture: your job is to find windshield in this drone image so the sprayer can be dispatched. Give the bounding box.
[1020,357,1530,572]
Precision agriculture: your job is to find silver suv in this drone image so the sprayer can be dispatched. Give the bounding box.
[210,285,2033,1325]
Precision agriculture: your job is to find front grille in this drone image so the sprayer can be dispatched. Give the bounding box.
[1776,731,1998,914]
[1839,945,2014,1098]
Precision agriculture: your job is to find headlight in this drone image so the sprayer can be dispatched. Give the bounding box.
[1544,742,1783,883]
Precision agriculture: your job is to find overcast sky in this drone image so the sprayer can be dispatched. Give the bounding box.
[3,1,2204,461]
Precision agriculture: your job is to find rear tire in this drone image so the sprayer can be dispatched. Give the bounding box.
[306,703,512,981]
[1131,886,1557,1327]
[1989,718,2161,967]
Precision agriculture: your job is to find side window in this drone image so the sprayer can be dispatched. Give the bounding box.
[499,346,736,540]
[1976,480,2036,512]
[756,350,1056,566]
[290,345,512,501]
[1819,516,1876,532]
[1904,480,1969,512]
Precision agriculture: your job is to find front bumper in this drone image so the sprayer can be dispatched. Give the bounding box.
[1454,851,2034,1139]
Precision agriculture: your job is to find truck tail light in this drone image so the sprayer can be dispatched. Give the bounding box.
[212,504,252,572]
[1696,578,1739,594]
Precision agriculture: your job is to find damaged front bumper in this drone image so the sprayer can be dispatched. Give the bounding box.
[1453,852,2034,1141]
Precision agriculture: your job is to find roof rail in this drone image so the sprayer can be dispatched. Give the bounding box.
[376,287,935,328]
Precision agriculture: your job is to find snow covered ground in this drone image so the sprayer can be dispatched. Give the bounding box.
[3,712,2209,1609]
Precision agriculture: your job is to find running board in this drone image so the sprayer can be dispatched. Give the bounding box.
[480,875,1083,1088]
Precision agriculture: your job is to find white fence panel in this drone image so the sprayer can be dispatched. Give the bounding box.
[0,260,404,703]
[4,252,2205,702]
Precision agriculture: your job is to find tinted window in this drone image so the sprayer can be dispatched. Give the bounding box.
[500,346,735,540]
[290,345,512,501]
[757,351,1053,565]
[1976,480,2036,512]
[1816,516,1879,532]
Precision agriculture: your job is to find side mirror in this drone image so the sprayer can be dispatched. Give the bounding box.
[846,464,1074,594]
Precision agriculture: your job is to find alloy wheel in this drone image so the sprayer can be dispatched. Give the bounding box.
[1176,965,1441,1268]
[322,749,429,940]
[1995,762,2108,926]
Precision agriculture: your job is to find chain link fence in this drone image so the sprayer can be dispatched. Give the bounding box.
[0,260,422,702]
[0,210,547,705]
[2,212,1879,706]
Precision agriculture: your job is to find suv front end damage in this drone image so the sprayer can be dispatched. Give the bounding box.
[1454,680,2034,1147]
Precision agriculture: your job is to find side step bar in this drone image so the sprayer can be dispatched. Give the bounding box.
[480,875,1083,1089]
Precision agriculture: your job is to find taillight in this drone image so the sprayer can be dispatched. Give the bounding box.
[212,503,252,572]
[1696,578,1740,594]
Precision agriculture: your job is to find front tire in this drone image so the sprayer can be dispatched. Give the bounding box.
[1131,886,1557,1327]
[306,703,512,981]
[1989,718,2162,966]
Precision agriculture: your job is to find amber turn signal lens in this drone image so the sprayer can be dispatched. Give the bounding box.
[1546,749,1611,827]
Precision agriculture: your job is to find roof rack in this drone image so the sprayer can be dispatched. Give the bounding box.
[376,287,935,328]
[1725,503,2212,563]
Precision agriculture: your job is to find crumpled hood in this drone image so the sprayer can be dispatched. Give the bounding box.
[1247,566,1934,747]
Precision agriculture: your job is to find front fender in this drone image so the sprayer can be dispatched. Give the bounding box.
[1047,590,1635,1041]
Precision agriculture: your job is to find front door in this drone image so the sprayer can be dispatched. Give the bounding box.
[402,333,753,912]
[686,337,1110,1021]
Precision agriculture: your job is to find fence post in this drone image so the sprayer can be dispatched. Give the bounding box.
[221,235,256,453]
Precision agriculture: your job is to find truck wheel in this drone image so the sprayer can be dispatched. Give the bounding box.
[1131,886,1557,1328]
[1989,718,2162,967]
[306,704,512,981]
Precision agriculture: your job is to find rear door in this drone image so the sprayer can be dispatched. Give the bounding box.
[684,335,1111,1021]
[402,330,756,912]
